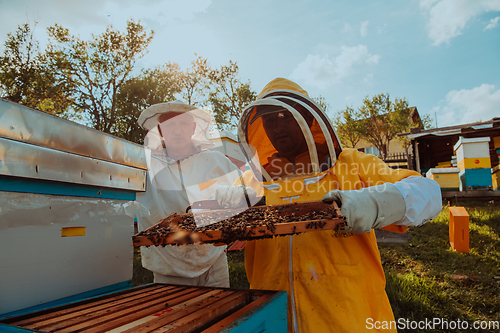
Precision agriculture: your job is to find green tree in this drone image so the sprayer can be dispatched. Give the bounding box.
[356,93,413,158]
[312,96,330,114]
[178,55,211,106]
[207,61,256,131]
[46,20,154,133]
[0,23,73,114]
[332,106,362,148]
[115,64,182,143]
[420,113,434,129]
[114,57,255,141]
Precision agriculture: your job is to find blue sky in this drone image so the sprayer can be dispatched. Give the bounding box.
[1,0,499,128]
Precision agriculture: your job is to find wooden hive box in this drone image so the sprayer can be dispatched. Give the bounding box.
[0,284,287,332]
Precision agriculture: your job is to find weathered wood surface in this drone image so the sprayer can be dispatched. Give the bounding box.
[1,284,283,333]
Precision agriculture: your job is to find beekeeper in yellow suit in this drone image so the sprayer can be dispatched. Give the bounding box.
[215,78,442,332]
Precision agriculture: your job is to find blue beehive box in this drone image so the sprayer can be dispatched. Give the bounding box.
[459,168,493,191]
[0,99,147,317]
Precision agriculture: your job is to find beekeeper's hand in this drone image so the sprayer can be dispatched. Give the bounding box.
[322,183,406,234]
[214,185,257,209]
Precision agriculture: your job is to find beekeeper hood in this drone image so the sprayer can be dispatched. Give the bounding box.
[238,78,342,182]
[138,100,216,158]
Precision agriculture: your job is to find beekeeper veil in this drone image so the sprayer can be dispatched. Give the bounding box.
[238,78,343,182]
[137,100,230,194]
[137,101,245,225]
[138,100,218,158]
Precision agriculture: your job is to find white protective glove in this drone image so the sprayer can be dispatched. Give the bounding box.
[322,183,406,234]
[214,185,257,209]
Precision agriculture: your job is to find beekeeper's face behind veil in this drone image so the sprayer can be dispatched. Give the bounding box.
[138,100,216,161]
[238,78,343,182]
[260,106,314,165]
[158,112,196,159]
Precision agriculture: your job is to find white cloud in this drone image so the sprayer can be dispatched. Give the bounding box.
[363,73,374,85]
[420,0,500,45]
[0,0,213,45]
[360,20,369,37]
[484,16,500,30]
[435,84,500,127]
[289,45,380,89]
[366,54,381,64]
[420,0,440,10]
[0,0,218,70]
[104,0,212,27]
[342,23,352,32]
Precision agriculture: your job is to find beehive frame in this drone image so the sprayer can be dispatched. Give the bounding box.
[133,201,346,247]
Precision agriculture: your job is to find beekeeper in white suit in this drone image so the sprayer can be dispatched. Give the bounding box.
[136,100,252,287]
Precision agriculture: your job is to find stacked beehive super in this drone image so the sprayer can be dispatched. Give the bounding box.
[426,167,460,191]
[492,136,500,190]
[436,161,452,168]
[454,137,492,191]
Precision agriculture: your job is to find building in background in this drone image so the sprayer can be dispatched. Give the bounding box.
[400,117,500,199]
[399,118,500,175]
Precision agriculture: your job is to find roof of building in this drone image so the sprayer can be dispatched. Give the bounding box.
[399,117,500,140]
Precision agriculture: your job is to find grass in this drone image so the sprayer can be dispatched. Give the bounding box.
[132,248,250,289]
[380,201,500,332]
[227,249,250,289]
[132,248,153,286]
[133,201,500,332]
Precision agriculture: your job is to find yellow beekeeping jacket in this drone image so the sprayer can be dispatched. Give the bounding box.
[234,77,423,332]
[237,149,420,332]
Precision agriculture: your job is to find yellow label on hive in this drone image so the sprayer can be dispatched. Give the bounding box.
[457,157,491,170]
[61,227,86,237]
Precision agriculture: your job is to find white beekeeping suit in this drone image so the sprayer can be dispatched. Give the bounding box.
[136,100,242,287]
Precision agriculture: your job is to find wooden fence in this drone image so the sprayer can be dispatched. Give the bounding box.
[383,152,413,169]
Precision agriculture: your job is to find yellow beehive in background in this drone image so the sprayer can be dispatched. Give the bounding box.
[493,136,500,149]
[493,165,500,191]
[494,137,500,165]
[436,161,452,168]
[454,137,493,190]
[426,168,460,191]
[454,137,491,171]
